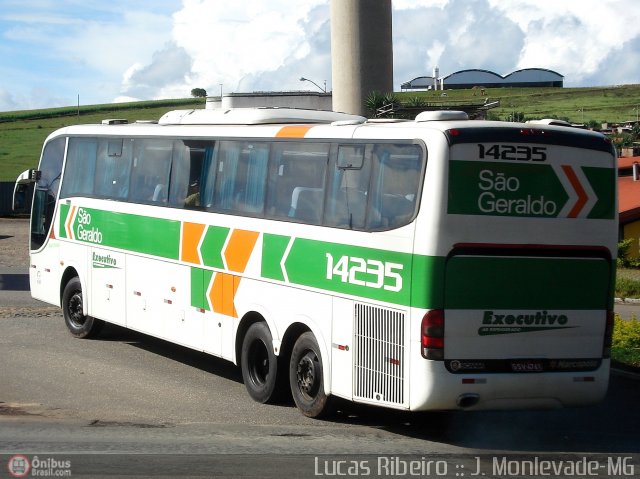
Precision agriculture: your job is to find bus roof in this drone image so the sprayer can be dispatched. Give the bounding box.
[158,108,367,125]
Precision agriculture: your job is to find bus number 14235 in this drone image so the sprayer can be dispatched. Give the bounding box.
[325,253,403,292]
[478,144,547,162]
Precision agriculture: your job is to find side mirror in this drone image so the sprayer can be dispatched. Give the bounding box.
[12,169,38,213]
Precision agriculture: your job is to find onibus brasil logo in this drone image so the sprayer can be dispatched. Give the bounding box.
[7,455,30,478]
[7,455,72,477]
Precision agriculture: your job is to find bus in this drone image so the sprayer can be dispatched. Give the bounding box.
[13,107,617,417]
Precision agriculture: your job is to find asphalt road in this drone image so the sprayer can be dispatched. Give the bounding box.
[1,220,639,478]
[1,306,639,477]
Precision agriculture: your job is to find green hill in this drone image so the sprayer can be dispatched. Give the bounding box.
[2,85,639,181]
[0,99,204,181]
[397,84,640,125]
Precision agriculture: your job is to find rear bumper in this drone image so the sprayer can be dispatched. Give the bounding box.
[408,357,610,411]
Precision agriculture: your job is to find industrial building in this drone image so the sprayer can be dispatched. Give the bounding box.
[402,68,564,90]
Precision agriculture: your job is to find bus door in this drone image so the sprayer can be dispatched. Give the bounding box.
[22,137,66,305]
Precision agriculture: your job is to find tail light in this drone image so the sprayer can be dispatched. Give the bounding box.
[603,310,614,358]
[421,309,444,360]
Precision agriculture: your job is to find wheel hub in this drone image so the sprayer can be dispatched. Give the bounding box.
[68,293,85,326]
[249,341,270,386]
[297,353,319,397]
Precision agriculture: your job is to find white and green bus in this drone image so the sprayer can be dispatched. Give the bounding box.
[14,107,617,417]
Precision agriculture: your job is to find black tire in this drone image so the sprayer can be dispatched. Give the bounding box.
[62,277,104,339]
[289,332,332,418]
[241,322,279,403]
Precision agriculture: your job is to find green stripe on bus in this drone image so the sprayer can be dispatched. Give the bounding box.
[190,267,213,311]
[448,161,569,218]
[411,254,446,310]
[262,234,445,308]
[69,207,180,259]
[444,256,611,310]
[448,161,616,220]
[583,166,616,219]
[284,238,413,306]
[200,225,230,269]
[261,233,290,282]
[191,268,205,310]
[59,203,70,239]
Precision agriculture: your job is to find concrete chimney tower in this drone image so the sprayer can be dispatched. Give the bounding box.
[331,0,393,116]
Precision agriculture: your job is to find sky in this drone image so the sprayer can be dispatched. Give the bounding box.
[1,0,639,112]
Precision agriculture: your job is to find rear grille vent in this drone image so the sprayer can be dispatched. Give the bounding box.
[354,303,406,406]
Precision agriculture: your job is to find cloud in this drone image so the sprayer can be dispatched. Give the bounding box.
[120,43,192,100]
[2,0,639,112]
[168,0,326,93]
[113,0,330,99]
[0,1,176,109]
[581,34,640,87]
[0,88,18,111]
[237,3,331,93]
[489,0,640,85]
[393,0,524,83]
[123,0,529,97]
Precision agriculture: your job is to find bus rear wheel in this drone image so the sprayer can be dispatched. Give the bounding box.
[241,322,279,403]
[62,277,104,339]
[289,332,331,418]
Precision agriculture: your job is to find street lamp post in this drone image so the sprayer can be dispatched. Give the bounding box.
[300,77,326,93]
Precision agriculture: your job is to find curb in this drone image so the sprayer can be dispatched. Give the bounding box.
[614,297,640,304]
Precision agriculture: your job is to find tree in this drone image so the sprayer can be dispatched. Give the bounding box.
[405,96,427,108]
[365,91,385,117]
[191,88,207,98]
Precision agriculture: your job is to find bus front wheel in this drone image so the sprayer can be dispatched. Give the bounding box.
[62,277,103,339]
[241,322,279,403]
[289,332,331,418]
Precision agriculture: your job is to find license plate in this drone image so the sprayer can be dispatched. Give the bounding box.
[510,359,544,372]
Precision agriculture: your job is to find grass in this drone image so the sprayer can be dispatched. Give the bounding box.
[0,98,204,181]
[612,268,640,370]
[397,84,640,125]
[616,268,640,299]
[612,316,640,369]
[2,84,640,181]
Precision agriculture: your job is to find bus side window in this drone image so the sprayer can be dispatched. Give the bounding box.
[61,138,97,198]
[324,144,371,229]
[367,144,422,230]
[169,140,210,209]
[129,139,172,204]
[266,142,329,224]
[94,139,133,199]
[213,141,269,215]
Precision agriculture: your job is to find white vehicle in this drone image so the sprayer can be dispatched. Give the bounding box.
[14,107,617,417]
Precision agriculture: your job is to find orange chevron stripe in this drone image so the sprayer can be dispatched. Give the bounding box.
[561,165,588,218]
[224,229,259,273]
[210,273,223,314]
[181,222,206,265]
[209,272,240,318]
[275,125,314,138]
[65,206,77,239]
